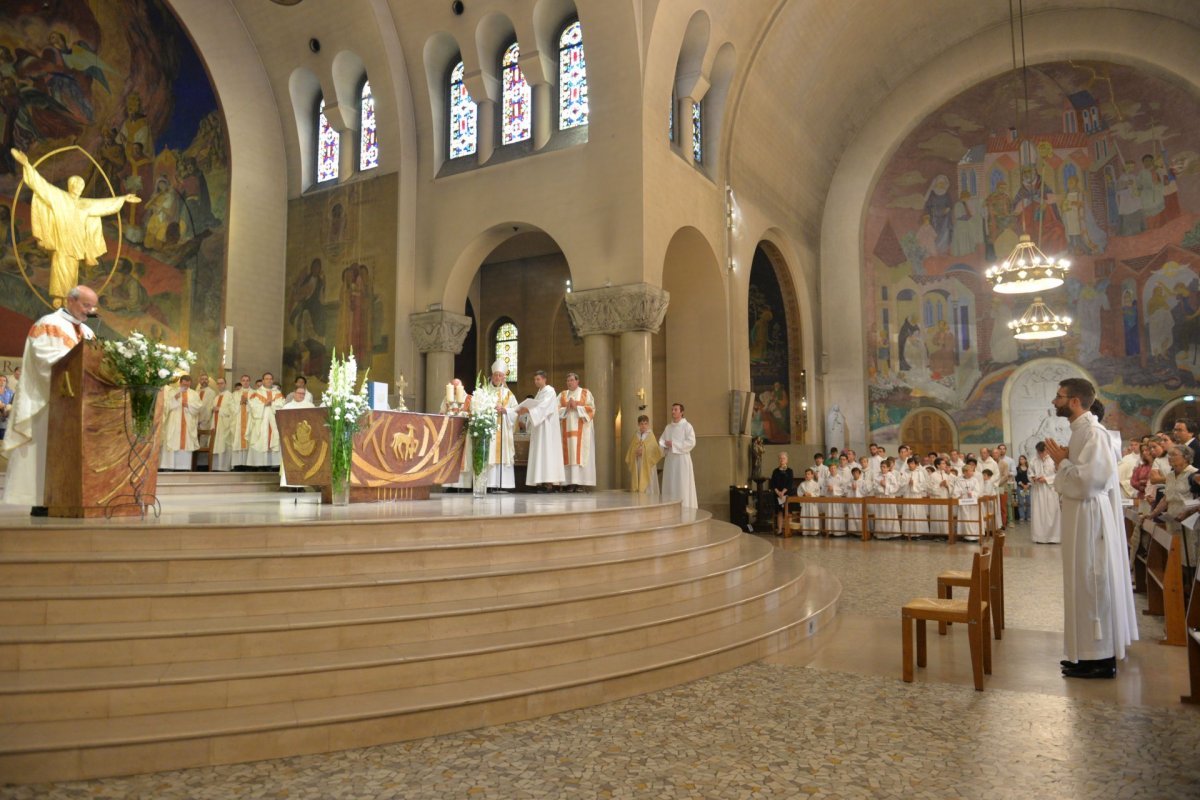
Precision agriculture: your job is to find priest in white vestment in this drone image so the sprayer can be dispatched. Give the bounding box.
[558,372,596,490]
[159,375,201,471]
[247,372,285,468]
[2,286,97,512]
[659,402,697,509]
[279,387,316,487]
[515,369,565,489]
[1046,378,1138,678]
[208,377,235,472]
[194,374,215,450]
[230,373,255,469]
[1029,442,1060,544]
[480,362,519,490]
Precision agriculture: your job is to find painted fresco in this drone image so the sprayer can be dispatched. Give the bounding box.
[748,248,791,443]
[283,173,397,398]
[0,0,229,373]
[864,61,1200,444]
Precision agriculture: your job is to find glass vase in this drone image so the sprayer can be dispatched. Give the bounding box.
[331,474,351,506]
[472,471,488,499]
[126,384,160,441]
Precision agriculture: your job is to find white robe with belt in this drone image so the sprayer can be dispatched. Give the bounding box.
[517,385,565,486]
[1029,454,1061,544]
[658,418,697,509]
[1054,412,1138,662]
[159,386,202,470]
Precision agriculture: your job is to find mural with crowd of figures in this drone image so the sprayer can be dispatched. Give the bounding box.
[864,60,1200,446]
[748,247,792,443]
[0,0,229,373]
[282,173,397,398]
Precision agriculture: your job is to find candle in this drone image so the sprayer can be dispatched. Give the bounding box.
[445,382,455,404]
[455,384,467,403]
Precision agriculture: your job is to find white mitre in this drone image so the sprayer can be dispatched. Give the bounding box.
[491,359,506,375]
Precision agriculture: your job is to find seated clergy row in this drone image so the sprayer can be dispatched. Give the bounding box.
[440,360,698,507]
[159,372,314,471]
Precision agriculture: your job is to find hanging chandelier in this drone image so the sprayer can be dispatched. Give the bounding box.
[1008,296,1071,340]
[985,235,1070,294]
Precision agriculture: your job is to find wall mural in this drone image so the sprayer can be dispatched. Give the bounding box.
[748,247,792,443]
[0,0,229,373]
[864,60,1200,445]
[283,173,397,398]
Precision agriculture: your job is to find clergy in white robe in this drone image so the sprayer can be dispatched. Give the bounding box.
[558,373,596,489]
[279,387,316,487]
[1029,443,1061,544]
[515,370,565,488]
[207,379,235,472]
[625,414,662,495]
[481,362,519,490]
[1047,379,1138,672]
[2,286,96,510]
[230,374,255,469]
[247,372,285,468]
[159,376,201,470]
[659,403,697,509]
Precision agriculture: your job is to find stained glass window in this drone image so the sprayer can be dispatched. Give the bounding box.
[359,80,378,171]
[317,98,339,182]
[449,60,477,159]
[501,42,531,145]
[558,21,587,130]
[495,321,518,382]
[691,100,702,163]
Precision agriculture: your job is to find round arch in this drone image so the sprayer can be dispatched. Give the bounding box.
[1151,395,1200,435]
[1001,357,1099,463]
[749,239,806,443]
[441,222,575,314]
[898,406,958,454]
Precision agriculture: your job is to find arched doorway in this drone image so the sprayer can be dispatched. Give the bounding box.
[1153,395,1200,435]
[748,242,804,443]
[899,407,957,455]
[1002,358,1096,463]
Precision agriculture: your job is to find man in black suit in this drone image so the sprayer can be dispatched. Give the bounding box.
[1172,418,1200,497]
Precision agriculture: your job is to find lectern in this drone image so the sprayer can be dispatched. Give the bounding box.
[44,342,162,518]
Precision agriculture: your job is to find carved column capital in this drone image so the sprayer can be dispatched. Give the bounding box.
[409,310,472,354]
[564,283,670,337]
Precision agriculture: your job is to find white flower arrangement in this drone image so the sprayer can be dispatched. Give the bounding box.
[322,349,371,491]
[101,331,197,388]
[467,372,499,477]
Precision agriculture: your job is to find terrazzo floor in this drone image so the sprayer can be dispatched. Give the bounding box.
[4,519,1197,799]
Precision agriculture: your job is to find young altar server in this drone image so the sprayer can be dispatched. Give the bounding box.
[955,461,985,540]
[846,466,867,536]
[1029,441,1061,544]
[625,414,662,495]
[823,462,847,536]
[900,455,928,536]
[159,375,202,471]
[927,457,954,536]
[797,468,822,536]
[658,403,698,509]
[874,457,901,538]
[514,369,565,490]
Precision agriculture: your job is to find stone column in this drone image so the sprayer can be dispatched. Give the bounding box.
[409,310,472,411]
[566,283,669,489]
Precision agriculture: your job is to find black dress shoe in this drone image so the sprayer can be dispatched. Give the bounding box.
[30,506,48,517]
[1062,663,1116,679]
[1060,660,1078,669]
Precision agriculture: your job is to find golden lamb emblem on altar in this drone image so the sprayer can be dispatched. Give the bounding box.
[291,420,316,457]
[390,424,418,461]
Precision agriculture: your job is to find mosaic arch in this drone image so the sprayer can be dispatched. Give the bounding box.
[864,60,1200,445]
[0,0,230,373]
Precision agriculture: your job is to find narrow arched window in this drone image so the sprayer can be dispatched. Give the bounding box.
[501,42,531,145]
[495,321,518,382]
[669,87,676,143]
[558,21,587,130]
[317,98,340,182]
[691,100,702,163]
[449,60,477,159]
[359,79,378,171]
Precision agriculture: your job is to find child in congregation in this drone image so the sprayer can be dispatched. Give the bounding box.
[798,468,822,536]
[824,462,847,536]
[901,455,928,537]
[874,457,900,539]
[981,467,999,535]
[846,466,867,536]
[955,461,984,541]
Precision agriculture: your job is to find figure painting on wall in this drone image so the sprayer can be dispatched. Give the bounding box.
[747,248,793,443]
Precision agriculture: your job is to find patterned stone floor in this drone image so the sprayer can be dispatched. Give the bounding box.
[4,521,1196,799]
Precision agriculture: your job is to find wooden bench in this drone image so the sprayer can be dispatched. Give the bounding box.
[1143,521,1186,647]
[1182,562,1200,704]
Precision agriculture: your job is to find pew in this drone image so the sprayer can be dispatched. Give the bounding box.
[1182,562,1200,704]
[1143,520,1186,647]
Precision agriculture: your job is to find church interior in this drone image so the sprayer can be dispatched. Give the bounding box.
[1,0,1200,796]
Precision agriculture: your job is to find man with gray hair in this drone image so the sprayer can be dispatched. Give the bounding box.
[3,285,98,514]
[1045,377,1138,679]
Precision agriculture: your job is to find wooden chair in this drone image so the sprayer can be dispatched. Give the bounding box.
[191,426,216,472]
[903,550,992,691]
[936,531,1005,638]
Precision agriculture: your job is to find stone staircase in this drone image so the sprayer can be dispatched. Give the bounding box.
[0,499,839,784]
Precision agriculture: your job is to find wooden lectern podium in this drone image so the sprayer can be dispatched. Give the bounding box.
[45,342,162,518]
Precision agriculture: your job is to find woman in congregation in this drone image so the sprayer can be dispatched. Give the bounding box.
[1143,444,1199,564]
[900,455,928,537]
[1014,454,1031,522]
[798,468,822,536]
[769,452,796,536]
[1129,443,1154,515]
[1028,441,1061,544]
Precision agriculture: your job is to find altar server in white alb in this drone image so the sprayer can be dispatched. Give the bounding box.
[247,372,285,469]
[659,402,697,509]
[1046,378,1138,679]
[208,377,234,471]
[480,361,519,490]
[159,374,202,470]
[558,372,596,491]
[2,285,97,513]
[515,369,565,489]
[1029,441,1061,544]
[279,384,316,487]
